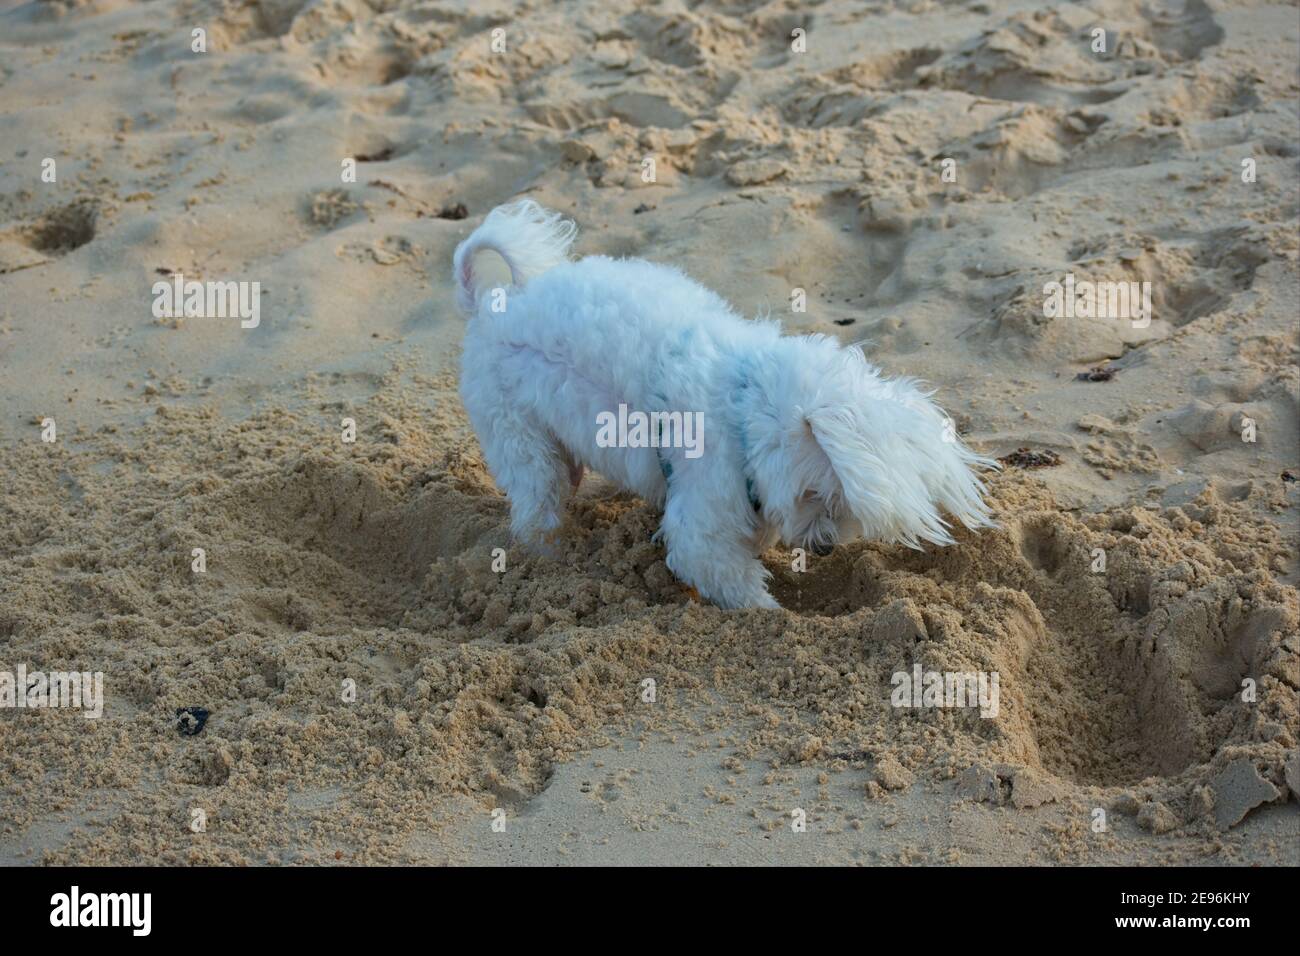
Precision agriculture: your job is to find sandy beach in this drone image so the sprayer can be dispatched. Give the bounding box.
[0,0,1297,865]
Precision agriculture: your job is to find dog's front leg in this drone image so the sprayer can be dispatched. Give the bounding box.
[658,483,778,610]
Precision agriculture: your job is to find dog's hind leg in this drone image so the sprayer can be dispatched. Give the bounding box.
[473,405,573,551]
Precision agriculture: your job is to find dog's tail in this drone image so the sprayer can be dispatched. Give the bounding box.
[453,199,577,314]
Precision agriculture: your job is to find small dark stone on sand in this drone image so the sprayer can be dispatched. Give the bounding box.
[833,318,856,326]
[176,706,209,736]
[633,203,655,214]
[998,447,1062,469]
[437,203,468,220]
[1076,366,1117,382]
[828,749,873,762]
[1283,471,1298,483]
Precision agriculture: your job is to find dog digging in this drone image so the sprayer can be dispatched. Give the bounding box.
[455,201,996,609]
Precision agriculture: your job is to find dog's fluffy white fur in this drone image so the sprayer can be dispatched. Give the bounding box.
[455,199,996,609]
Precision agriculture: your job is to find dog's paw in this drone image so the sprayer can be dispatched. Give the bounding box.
[515,527,564,561]
[529,541,561,561]
[705,586,781,611]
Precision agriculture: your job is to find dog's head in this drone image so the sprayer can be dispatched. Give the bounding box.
[748,414,858,556]
[739,338,996,554]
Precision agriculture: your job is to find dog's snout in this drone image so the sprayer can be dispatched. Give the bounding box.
[812,542,833,557]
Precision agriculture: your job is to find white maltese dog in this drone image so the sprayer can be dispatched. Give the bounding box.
[455,199,995,609]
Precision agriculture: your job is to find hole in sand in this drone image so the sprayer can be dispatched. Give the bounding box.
[23,199,98,254]
[768,549,887,616]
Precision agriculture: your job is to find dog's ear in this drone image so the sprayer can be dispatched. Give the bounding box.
[804,407,890,516]
[805,407,953,548]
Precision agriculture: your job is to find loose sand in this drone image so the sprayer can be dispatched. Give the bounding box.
[0,0,1297,864]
